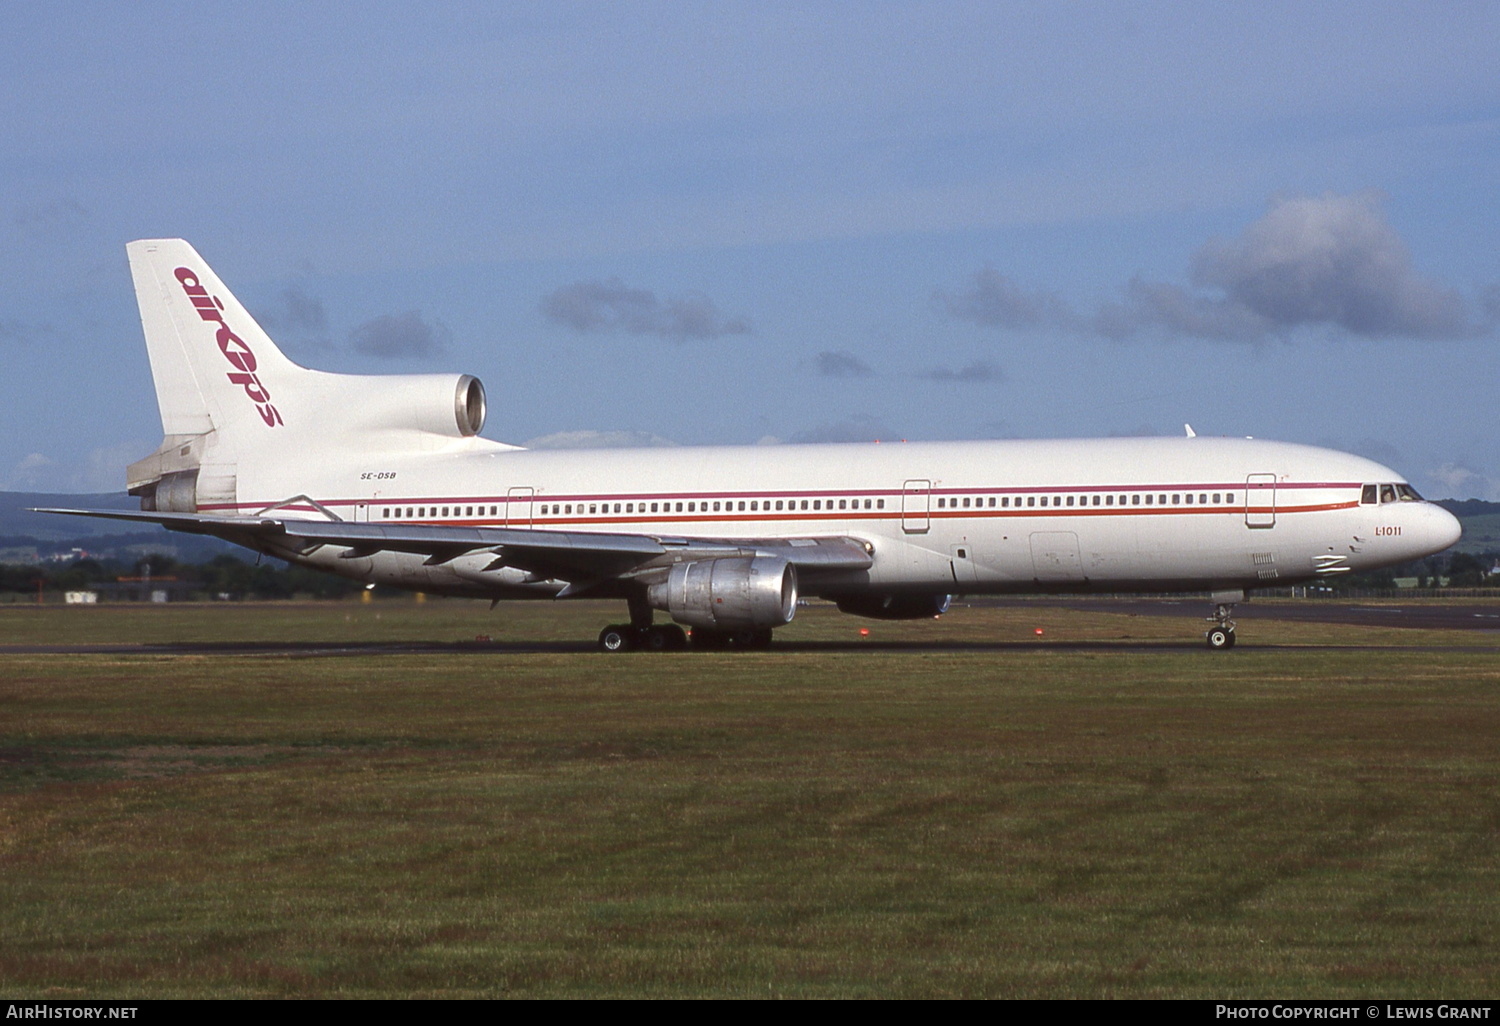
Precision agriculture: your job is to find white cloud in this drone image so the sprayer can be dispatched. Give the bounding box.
[4,452,55,490]
[2,442,148,494]
[790,415,899,444]
[934,268,1077,331]
[815,350,875,378]
[349,311,451,358]
[1190,191,1478,340]
[942,192,1489,343]
[521,429,678,450]
[918,359,1004,383]
[1429,462,1500,501]
[541,279,752,341]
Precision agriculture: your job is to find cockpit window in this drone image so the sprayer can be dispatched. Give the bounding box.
[1397,484,1422,501]
[1380,485,1397,504]
[1361,484,1378,505]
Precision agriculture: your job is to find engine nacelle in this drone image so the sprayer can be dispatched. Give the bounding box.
[328,372,487,439]
[836,593,952,620]
[136,465,238,513]
[647,556,798,630]
[142,468,199,512]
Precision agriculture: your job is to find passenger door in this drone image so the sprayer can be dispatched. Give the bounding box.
[1245,474,1276,528]
[901,479,931,534]
[505,486,535,528]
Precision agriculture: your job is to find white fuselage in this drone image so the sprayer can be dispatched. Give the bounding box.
[214,434,1460,600]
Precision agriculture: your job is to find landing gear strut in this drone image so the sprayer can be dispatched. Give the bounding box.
[596,594,689,652]
[1205,601,1237,650]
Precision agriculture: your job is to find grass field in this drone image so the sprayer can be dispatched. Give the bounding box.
[2,599,1498,998]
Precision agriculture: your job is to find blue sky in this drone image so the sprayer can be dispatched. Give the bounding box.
[3,1,1498,497]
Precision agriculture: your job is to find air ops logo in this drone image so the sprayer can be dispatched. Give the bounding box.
[174,267,284,427]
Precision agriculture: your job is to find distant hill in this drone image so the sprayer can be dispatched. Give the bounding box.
[0,491,142,540]
[0,491,236,563]
[1432,500,1500,554]
[1436,498,1500,519]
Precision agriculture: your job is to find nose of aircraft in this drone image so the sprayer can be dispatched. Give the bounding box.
[1419,503,1463,557]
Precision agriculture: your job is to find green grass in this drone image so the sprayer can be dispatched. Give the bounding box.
[1,601,1498,997]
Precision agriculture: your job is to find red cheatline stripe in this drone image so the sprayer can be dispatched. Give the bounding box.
[200,499,1358,528]
[205,483,1361,513]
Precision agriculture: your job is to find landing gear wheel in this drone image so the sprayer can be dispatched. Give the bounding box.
[598,624,636,653]
[643,625,689,652]
[1205,599,1239,651]
[690,628,728,650]
[1206,627,1236,650]
[727,628,774,649]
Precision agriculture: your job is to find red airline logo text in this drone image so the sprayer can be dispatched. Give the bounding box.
[174,267,284,427]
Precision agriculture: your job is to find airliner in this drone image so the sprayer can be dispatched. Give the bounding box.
[43,240,1462,651]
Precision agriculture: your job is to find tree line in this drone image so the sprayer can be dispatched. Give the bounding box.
[0,553,365,600]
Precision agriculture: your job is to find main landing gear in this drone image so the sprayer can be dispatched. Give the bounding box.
[597,622,688,652]
[684,627,774,650]
[596,593,773,652]
[597,593,687,652]
[595,622,775,652]
[1205,591,1241,650]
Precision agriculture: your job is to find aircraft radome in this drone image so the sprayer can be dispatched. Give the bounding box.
[41,240,1462,651]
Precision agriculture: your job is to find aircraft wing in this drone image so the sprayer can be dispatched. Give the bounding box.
[33,508,874,584]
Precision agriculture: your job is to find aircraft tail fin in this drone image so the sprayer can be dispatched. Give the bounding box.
[125,239,311,508]
[127,238,302,439]
[123,239,508,512]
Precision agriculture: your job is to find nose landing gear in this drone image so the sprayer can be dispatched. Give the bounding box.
[1205,592,1240,650]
